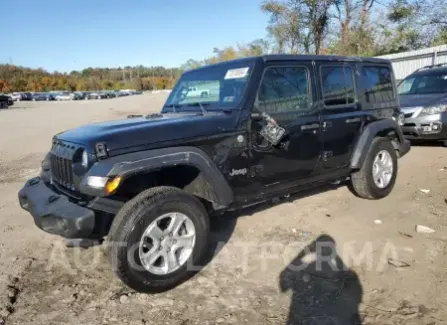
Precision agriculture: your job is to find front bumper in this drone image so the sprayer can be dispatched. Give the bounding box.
[19,177,96,238]
[402,112,447,140]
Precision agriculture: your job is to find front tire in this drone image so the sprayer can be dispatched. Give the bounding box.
[107,186,210,293]
[350,137,398,200]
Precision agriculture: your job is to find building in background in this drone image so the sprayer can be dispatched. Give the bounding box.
[377,44,447,82]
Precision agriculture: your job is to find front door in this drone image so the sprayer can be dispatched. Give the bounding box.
[317,63,363,170]
[250,63,322,192]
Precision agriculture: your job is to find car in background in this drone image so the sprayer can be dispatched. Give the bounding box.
[0,94,11,108]
[399,63,447,146]
[103,91,117,98]
[116,90,129,97]
[55,92,73,101]
[72,92,86,100]
[9,92,24,101]
[32,92,56,101]
[87,92,107,100]
[22,93,33,101]
[184,86,210,98]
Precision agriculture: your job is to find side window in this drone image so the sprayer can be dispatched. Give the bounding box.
[362,66,394,103]
[321,66,355,107]
[257,66,310,116]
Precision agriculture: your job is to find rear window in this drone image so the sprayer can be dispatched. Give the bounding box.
[362,66,394,103]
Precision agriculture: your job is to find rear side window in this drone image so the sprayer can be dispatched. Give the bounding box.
[257,66,310,114]
[321,66,355,107]
[362,66,394,102]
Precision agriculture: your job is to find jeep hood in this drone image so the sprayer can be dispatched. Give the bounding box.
[56,113,237,154]
[399,93,447,108]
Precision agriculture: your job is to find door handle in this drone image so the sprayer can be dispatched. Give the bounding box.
[345,118,361,124]
[301,123,320,131]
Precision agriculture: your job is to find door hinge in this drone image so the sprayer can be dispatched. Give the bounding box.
[322,151,333,161]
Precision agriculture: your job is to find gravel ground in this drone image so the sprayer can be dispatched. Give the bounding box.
[0,94,446,325]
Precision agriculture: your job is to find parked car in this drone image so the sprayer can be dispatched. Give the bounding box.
[399,63,447,146]
[19,55,410,293]
[9,92,24,101]
[104,91,117,98]
[87,92,107,100]
[22,92,33,101]
[115,90,128,97]
[32,93,55,101]
[56,92,74,101]
[72,92,86,100]
[184,86,210,98]
[0,94,11,108]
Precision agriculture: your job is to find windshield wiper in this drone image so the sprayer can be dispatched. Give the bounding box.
[163,103,180,113]
[187,102,210,115]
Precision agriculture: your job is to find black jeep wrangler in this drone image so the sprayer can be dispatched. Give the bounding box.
[19,55,410,292]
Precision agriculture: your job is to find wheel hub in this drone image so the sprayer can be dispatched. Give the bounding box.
[372,150,393,189]
[138,212,196,275]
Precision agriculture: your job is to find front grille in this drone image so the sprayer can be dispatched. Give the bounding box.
[50,141,77,190]
[404,113,413,118]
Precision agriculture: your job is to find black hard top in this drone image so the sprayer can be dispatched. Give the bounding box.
[261,54,390,64]
[190,54,390,72]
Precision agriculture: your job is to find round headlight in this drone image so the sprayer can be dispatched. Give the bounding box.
[82,150,89,167]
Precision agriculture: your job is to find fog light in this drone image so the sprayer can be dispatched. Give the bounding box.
[397,113,405,126]
[105,176,122,194]
[432,124,439,130]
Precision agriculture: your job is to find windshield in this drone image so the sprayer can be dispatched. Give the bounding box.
[163,61,254,112]
[398,71,447,95]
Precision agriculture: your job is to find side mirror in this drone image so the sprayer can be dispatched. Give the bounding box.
[251,112,263,121]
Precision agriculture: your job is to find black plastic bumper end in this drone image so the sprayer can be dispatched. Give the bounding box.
[19,178,96,239]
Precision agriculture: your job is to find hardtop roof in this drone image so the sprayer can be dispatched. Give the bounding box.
[188,54,391,72]
[261,54,390,64]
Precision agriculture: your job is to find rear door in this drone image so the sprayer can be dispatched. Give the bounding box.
[317,62,363,170]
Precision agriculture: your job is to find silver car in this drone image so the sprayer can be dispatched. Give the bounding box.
[399,64,447,146]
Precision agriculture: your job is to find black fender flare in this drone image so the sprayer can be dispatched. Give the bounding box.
[80,146,234,208]
[350,119,409,169]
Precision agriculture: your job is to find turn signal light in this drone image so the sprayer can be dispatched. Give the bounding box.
[105,176,122,194]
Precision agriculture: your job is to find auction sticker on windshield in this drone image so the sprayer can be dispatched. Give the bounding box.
[224,67,250,80]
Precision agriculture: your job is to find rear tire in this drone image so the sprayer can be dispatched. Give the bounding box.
[350,137,398,200]
[107,186,210,293]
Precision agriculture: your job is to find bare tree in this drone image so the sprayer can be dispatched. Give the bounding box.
[262,0,336,54]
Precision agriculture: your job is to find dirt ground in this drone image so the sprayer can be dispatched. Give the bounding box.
[0,94,445,325]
